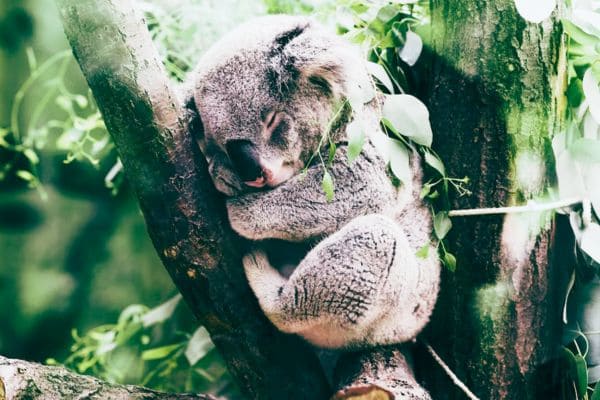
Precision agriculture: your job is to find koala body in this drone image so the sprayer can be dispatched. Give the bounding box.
[186,15,440,349]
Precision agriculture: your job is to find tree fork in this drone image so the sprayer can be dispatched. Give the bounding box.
[55,0,329,398]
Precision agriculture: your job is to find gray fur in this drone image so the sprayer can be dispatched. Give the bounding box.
[186,15,440,350]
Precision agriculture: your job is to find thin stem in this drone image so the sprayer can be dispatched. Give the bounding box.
[448,198,583,217]
[424,341,480,400]
[10,50,71,141]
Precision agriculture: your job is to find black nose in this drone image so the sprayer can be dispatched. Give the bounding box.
[226,140,263,182]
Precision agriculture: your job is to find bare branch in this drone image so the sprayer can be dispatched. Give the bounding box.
[0,356,215,400]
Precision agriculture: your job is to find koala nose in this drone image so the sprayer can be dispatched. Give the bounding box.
[226,140,264,182]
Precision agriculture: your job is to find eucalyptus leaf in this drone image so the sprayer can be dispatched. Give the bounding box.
[382,94,433,146]
[23,149,39,165]
[443,252,457,272]
[434,211,452,240]
[514,0,556,23]
[388,138,411,184]
[366,61,394,93]
[572,9,600,38]
[593,380,600,399]
[185,326,215,366]
[563,19,599,46]
[16,170,34,182]
[584,68,600,124]
[322,170,334,202]
[569,138,600,163]
[575,353,589,396]
[416,244,430,259]
[141,294,182,328]
[399,30,423,66]
[581,223,600,264]
[346,120,365,163]
[424,151,446,176]
[141,343,182,361]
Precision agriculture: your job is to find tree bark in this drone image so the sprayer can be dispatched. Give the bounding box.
[0,356,215,400]
[418,1,569,399]
[333,346,432,400]
[55,1,329,399]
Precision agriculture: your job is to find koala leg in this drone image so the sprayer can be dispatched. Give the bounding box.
[243,214,438,349]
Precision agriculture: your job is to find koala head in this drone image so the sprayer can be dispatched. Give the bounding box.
[186,15,371,196]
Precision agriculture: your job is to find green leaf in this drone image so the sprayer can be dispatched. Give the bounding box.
[327,143,337,166]
[442,252,457,272]
[141,294,182,328]
[580,223,600,264]
[388,138,411,184]
[424,151,445,176]
[563,19,599,45]
[562,347,589,397]
[16,170,34,182]
[584,68,600,124]
[514,0,556,23]
[382,94,433,147]
[366,61,394,93]
[185,327,215,366]
[592,381,600,400]
[346,120,365,163]
[567,77,584,107]
[23,149,39,165]
[419,183,432,199]
[141,343,182,361]
[416,244,430,259]
[569,138,600,163]
[433,211,452,240]
[399,30,422,66]
[575,353,588,395]
[322,170,334,202]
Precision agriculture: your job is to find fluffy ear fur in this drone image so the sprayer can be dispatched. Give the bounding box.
[268,23,372,102]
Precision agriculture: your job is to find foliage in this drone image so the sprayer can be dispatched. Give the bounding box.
[47,295,236,396]
[323,0,466,270]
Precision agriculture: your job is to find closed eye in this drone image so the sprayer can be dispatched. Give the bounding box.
[270,118,290,146]
[265,111,279,130]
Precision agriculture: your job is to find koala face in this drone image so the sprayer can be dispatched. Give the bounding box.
[187,15,369,196]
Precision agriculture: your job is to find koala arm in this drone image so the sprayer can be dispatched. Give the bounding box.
[226,142,400,241]
[243,214,440,348]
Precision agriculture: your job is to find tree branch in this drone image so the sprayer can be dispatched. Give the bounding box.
[0,356,215,400]
[55,0,328,398]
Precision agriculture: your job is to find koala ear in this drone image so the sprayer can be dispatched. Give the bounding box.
[270,24,371,102]
[267,23,309,94]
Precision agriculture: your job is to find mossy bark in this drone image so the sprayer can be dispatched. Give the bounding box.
[417,1,569,399]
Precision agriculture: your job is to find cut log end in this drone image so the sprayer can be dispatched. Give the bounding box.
[333,346,432,400]
[332,384,394,400]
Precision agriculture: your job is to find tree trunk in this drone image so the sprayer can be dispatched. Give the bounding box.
[418,1,569,399]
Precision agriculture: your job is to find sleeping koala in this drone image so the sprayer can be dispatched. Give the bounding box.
[185,15,440,349]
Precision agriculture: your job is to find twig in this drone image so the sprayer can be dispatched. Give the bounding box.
[423,341,480,400]
[448,197,583,217]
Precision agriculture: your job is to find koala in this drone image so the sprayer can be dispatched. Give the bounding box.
[185,15,440,350]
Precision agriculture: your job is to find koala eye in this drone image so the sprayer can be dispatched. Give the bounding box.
[269,117,291,146]
[265,111,278,131]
